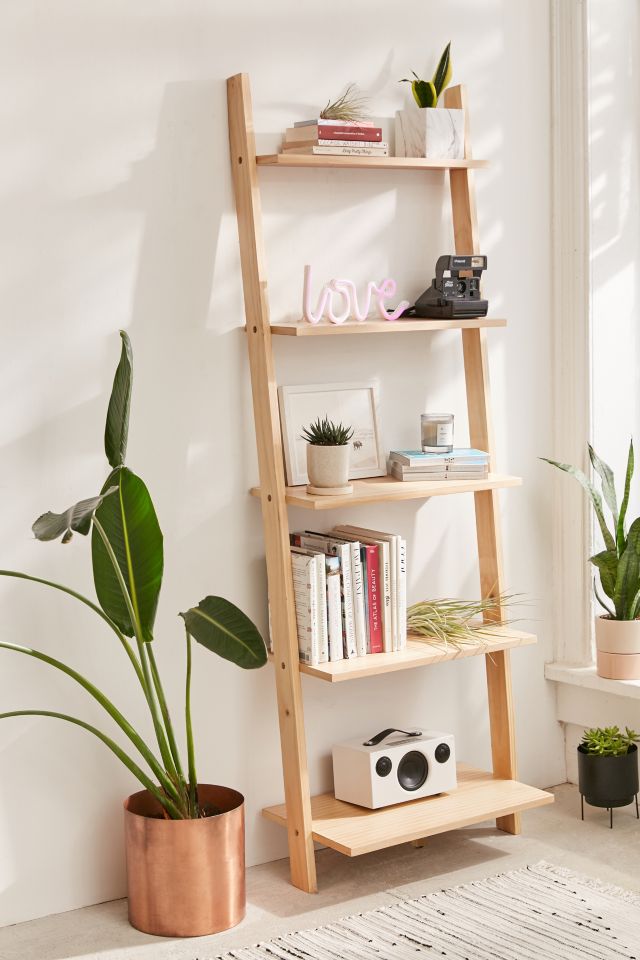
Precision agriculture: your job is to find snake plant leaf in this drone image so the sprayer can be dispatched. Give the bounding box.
[413,79,437,108]
[432,41,452,97]
[594,577,615,617]
[617,439,634,553]
[91,467,163,642]
[541,457,616,553]
[104,330,133,469]
[590,549,617,600]
[32,488,117,544]
[588,444,618,528]
[180,596,267,669]
[613,517,640,619]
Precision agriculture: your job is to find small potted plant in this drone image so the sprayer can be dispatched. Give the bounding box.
[396,43,464,159]
[578,726,639,825]
[543,441,640,679]
[302,415,354,496]
[0,332,267,938]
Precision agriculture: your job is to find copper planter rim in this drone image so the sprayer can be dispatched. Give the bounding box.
[124,783,246,938]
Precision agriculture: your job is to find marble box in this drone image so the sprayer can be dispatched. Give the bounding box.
[395,107,465,159]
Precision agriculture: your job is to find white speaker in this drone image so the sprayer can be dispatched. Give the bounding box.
[332,727,457,809]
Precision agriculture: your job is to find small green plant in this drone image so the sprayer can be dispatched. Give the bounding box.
[319,83,369,122]
[0,332,267,820]
[542,441,640,620]
[301,416,353,447]
[407,593,521,648]
[581,726,639,757]
[400,42,452,108]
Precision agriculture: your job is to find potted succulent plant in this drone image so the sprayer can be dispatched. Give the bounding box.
[302,416,354,496]
[0,331,267,938]
[543,441,640,679]
[578,726,639,826]
[396,43,464,159]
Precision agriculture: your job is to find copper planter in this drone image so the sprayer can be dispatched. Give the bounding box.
[124,784,245,938]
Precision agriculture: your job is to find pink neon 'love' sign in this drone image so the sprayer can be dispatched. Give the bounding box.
[302,265,410,324]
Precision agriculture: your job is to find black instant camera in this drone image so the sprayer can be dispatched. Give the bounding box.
[409,254,488,319]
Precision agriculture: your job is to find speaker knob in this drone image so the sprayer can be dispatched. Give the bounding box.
[397,750,428,791]
[375,756,392,777]
[435,742,451,764]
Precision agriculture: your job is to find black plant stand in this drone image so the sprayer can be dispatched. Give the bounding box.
[578,744,639,828]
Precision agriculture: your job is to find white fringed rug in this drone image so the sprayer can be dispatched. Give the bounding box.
[214,862,640,960]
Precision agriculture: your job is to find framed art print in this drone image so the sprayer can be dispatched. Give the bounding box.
[278,381,385,487]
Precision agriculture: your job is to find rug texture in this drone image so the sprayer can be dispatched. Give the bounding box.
[213,861,640,960]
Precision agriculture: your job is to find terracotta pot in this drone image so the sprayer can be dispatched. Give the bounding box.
[124,784,245,938]
[307,443,350,488]
[595,616,640,679]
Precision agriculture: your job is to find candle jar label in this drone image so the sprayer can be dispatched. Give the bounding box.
[437,423,454,446]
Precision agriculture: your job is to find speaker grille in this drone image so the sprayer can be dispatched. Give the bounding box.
[397,750,428,791]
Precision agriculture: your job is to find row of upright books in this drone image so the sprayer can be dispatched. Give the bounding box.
[388,448,490,482]
[289,525,406,666]
[281,118,388,159]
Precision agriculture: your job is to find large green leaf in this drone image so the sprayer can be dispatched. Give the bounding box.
[590,549,617,600]
[432,41,452,96]
[32,488,117,544]
[180,596,267,669]
[617,439,634,553]
[541,457,616,552]
[613,517,640,619]
[412,78,437,108]
[588,444,618,528]
[91,467,163,642]
[105,331,133,469]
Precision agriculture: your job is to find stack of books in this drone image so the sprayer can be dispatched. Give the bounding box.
[288,525,406,666]
[281,119,388,158]
[388,448,490,482]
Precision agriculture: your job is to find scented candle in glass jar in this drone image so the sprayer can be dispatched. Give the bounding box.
[421,413,454,453]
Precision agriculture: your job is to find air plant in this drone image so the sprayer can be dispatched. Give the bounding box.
[319,83,370,122]
[581,726,639,757]
[400,42,452,109]
[407,593,521,649]
[0,331,267,820]
[301,416,354,447]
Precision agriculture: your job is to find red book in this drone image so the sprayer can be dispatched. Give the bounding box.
[363,544,382,654]
[285,124,382,144]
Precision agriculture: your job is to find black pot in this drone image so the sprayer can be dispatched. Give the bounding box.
[577,743,639,808]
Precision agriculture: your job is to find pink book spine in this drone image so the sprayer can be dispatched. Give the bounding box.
[364,545,382,654]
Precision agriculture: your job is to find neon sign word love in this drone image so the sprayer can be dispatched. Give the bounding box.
[302,265,410,325]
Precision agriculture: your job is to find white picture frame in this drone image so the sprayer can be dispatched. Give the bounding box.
[278,382,386,487]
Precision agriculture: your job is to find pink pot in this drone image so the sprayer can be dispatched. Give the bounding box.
[595,616,640,679]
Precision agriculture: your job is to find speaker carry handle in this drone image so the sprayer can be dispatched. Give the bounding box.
[363,728,421,747]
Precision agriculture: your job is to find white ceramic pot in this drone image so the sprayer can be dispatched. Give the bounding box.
[595,616,640,679]
[395,106,465,159]
[306,444,350,489]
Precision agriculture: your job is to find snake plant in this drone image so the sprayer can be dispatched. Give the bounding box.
[0,331,267,819]
[400,42,452,109]
[542,440,640,620]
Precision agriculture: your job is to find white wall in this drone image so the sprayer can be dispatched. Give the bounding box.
[0,0,563,926]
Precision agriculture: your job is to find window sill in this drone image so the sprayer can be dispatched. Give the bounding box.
[545,662,640,701]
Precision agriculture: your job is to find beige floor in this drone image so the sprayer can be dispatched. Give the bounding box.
[1,783,640,960]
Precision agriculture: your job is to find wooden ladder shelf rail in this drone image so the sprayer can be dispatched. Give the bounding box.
[227,73,552,894]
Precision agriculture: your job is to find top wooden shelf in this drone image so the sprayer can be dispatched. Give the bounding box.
[267,317,506,337]
[256,154,488,171]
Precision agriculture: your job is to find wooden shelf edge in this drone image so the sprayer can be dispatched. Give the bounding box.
[262,765,554,857]
[256,154,489,171]
[282,628,536,683]
[250,474,523,511]
[265,317,507,337]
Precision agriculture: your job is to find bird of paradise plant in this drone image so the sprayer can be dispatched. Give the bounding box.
[0,331,267,819]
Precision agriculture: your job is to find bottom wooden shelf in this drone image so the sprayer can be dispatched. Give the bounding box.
[262,764,554,857]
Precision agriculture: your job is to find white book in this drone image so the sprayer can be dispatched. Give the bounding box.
[334,526,398,653]
[291,545,328,662]
[289,550,318,665]
[298,534,357,659]
[324,555,343,662]
[398,539,407,650]
[284,145,389,157]
[348,542,367,657]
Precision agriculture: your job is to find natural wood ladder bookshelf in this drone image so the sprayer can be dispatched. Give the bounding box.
[227,73,553,893]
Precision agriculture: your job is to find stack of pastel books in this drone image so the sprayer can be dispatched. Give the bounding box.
[288,525,406,666]
[281,119,388,158]
[388,448,490,481]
